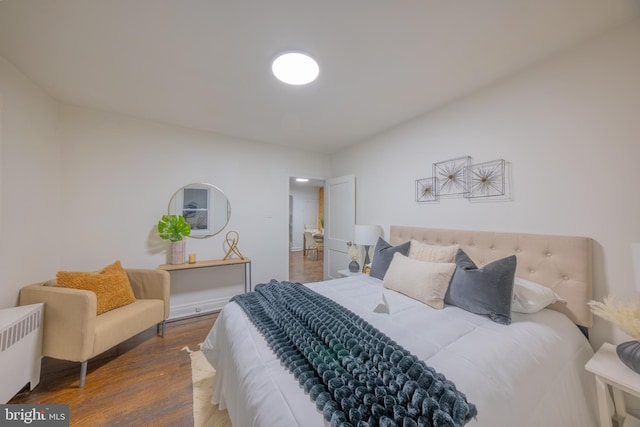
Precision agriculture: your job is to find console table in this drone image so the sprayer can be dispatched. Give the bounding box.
[158,258,251,320]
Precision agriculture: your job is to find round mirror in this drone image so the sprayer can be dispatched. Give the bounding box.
[168,183,231,238]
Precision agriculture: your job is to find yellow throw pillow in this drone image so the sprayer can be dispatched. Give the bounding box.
[56,261,136,315]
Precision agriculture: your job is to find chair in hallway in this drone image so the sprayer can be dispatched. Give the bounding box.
[303,230,319,260]
[312,232,324,260]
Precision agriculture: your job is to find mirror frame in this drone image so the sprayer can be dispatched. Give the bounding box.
[167,182,231,239]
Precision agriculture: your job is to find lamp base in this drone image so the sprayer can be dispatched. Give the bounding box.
[362,245,371,272]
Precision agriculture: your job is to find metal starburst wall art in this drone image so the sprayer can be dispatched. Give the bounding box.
[415,177,438,203]
[433,156,470,197]
[466,159,505,198]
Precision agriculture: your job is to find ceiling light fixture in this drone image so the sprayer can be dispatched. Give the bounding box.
[296,178,309,182]
[272,52,319,85]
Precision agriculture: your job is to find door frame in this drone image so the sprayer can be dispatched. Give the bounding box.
[287,175,326,279]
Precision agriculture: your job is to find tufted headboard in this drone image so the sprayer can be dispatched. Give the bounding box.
[390,226,593,328]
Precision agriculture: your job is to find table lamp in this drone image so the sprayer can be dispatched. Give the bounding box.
[354,224,380,272]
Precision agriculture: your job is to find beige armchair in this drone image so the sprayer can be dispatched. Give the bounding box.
[19,268,170,387]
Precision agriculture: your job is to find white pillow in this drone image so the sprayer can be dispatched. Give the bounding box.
[383,252,456,309]
[408,240,459,263]
[512,277,566,313]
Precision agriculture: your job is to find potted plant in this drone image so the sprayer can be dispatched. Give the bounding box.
[157,214,191,264]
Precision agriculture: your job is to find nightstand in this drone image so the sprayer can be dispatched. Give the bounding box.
[337,269,364,278]
[585,343,640,427]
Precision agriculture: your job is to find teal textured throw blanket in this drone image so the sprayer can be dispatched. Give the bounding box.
[232,280,477,427]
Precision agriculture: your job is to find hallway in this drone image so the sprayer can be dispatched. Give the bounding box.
[289,249,324,283]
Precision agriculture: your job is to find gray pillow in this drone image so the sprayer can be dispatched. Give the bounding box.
[444,249,517,325]
[369,237,411,280]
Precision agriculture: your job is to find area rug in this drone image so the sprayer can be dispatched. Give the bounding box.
[182,345,232,427]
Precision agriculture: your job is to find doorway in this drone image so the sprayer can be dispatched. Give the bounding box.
[288,177,325,282]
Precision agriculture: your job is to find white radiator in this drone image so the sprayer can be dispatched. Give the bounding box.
[0,303,44,403]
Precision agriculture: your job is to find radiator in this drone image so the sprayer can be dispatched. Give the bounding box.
[0,303,44,403]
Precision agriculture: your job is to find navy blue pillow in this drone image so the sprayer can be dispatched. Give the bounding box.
[369,237,411,280]
[445,249,517,325]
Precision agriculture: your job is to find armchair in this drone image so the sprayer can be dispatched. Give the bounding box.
[19,268,170,387]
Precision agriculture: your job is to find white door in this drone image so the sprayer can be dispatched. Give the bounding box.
[324,175,356,279]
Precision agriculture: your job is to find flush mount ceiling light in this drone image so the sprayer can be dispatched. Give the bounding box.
[272,52,319,85]
[296,178,309,182]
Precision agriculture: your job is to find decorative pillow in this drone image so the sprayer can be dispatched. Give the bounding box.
[512,277,566,314]
[56,261,136,315]
[369,237,411,280]
[408,240,459,263]
[383,253,456,309]
[445,249,517,325]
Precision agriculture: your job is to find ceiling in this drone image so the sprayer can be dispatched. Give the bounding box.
[0,1,637,154]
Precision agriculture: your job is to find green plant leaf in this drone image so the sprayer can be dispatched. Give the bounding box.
[157,214,191,242]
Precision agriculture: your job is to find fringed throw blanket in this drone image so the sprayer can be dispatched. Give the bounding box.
[232,280,477,427]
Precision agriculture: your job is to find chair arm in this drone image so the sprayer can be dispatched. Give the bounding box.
[19,283,97,362]
[125,269,170,319]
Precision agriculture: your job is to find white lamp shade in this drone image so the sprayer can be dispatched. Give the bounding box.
[354,225,380,246]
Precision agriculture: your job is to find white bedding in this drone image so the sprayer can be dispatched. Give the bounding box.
[202,275,597,427]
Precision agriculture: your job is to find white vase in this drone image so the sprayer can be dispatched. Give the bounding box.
[170,240,186,264]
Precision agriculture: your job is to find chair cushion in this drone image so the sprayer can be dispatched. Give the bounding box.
[56,261,136,315]
[93,299,165,356]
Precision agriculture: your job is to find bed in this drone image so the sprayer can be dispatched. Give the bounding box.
[202,226,597,427]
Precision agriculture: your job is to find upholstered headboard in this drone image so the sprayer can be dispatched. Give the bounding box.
[390,226,593,328]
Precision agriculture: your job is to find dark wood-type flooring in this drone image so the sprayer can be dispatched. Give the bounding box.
[289,248,324,283]
[9,251,322,426]
[10,313,216,427]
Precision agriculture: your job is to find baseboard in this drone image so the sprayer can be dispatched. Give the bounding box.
[168,296,230,321]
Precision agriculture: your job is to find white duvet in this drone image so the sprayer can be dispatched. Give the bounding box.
[201,275,597,427]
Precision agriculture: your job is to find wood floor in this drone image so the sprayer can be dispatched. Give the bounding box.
[9,313,217,427]
[288,248,324,283]
[8,251,321,426]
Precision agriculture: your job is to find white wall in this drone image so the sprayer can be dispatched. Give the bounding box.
[332,20,640,350]
[0,56,331,309]
[57,105,331,287]
[0,56,61,308]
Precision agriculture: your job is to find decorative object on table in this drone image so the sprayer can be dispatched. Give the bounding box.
[354,224,381,272]
[588,296,640,373]
[157,214,191,264]
[466,159,505,198]
[223,230,245,260]
[415,177,439,203]
[346,241,359,273]
[188,253,196,264]
[433,156,471,198]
